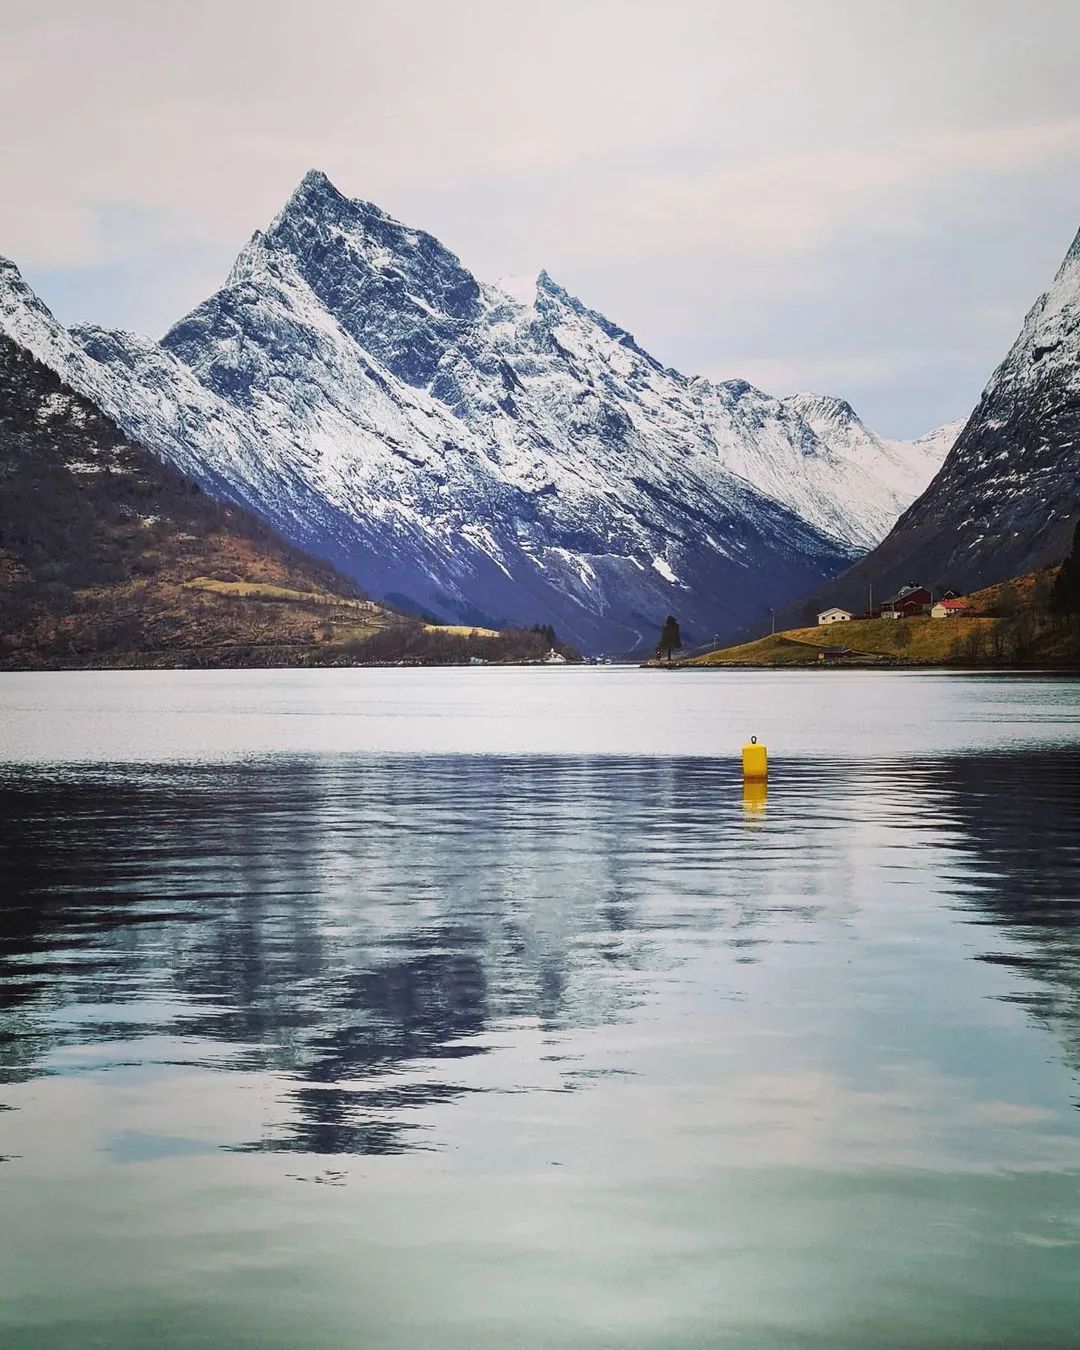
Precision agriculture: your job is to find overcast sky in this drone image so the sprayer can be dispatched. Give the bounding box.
[2,0,1078,436]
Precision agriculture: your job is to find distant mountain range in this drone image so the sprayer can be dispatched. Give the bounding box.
[0,170,959,654]
[801,226,1080,619]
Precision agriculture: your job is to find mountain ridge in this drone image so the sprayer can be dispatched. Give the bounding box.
[792,224,1080,619]
[0,171,960,652]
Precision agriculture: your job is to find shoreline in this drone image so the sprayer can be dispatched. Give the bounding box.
[644,659,1080,673]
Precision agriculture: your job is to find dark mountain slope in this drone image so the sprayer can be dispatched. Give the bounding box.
[802,227,1080,619]
[0,334,394,669]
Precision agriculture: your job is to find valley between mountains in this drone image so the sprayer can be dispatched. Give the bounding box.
[0,171,964,660]
[1,170,1077,666]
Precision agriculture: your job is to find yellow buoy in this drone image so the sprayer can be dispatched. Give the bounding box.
[742,735,768,781]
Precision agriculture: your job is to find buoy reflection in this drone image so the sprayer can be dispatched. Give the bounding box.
[742,778,768,818]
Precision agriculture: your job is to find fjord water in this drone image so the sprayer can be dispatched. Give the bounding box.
[1,670,1079,1349]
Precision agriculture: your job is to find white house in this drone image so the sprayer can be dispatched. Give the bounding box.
[817,607,853,625]
[544,647,567,664]
[931,598,970,619]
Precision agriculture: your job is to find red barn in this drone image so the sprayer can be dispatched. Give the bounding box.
[877,584,932,618]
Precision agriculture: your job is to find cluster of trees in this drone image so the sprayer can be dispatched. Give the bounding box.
[949,612,1042,665]
[1051,521,1080,617]
[947,522,1080,666]
[339,622,579,666]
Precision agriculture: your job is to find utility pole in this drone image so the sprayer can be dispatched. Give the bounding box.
[868,581,873,618]
[769,608,775,636]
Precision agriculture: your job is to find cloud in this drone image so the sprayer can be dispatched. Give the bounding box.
[2,1,1078,268]
[723,351,936,398]
[1,0,1078,434]
[523,119,1080,269]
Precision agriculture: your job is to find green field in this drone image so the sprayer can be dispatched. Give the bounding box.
[690,616,999,666]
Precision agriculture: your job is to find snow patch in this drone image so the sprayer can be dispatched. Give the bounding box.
[493,274,540,307]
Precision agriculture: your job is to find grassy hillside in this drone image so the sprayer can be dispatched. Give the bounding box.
[689,618,993,667]
[687,567,1079,668]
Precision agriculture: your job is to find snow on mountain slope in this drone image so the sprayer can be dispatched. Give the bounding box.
[768,392,962,548]
[799,225,1080,612]
[0,170,956,651]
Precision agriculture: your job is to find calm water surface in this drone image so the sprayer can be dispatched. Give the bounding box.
[1,669,1080,1348]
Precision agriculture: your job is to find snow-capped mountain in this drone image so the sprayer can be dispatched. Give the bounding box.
[696,386,959,550]
[807,225,1080,612]
[0,170,958,651]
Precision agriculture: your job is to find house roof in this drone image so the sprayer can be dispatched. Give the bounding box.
[818,607,852,616]
[881,583,928,605]
[935,597,969,610]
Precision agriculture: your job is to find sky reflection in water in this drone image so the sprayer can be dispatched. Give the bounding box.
[1,673,1080,1348]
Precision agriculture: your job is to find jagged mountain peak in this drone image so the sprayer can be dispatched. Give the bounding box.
[535,268,566,297]
[782,391,866,435]
[910,416,968,450]
[289,166,348,210]
[276,168,416,245]
[268,169,473,288]
[996,223,1080,393]
[531,270,666,371]
[713,378,763,401]
[784,390,858,416]
[0,254,81,373]
[0,179,967,650]
[0,254,49,315]
[163,173,483,389]
[782,391,964,471]
[692,375,961,548]
[1052,224,1080,283]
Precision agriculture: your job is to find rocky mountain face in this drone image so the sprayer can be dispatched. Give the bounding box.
[0,171,957,652]
[0,332,396,669]
[808,227,1080,616]
[711,387,962,550]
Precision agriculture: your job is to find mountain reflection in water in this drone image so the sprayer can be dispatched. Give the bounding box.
[2,751,1079,1159]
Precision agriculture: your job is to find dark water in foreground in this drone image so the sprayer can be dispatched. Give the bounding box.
[1,670,1080,1348]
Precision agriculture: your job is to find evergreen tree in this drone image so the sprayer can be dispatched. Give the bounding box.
[656,615,682,662]
[1051,521,1080,617]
